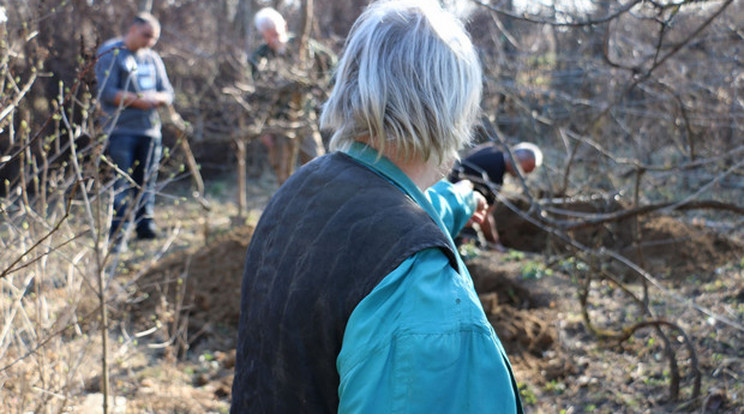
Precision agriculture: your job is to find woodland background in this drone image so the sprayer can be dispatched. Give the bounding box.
[1,0,743,413]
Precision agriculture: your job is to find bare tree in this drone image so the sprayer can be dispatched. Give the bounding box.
[1,0,742,411]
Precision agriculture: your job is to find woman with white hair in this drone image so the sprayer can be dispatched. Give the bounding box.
[231,1,523,413]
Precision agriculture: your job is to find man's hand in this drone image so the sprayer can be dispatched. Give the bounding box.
[115,91,170,110]
[140,91,170,109]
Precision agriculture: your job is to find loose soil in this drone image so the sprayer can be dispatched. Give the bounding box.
[112,187,743,413]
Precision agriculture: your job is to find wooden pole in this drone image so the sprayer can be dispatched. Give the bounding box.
[236,137,247,218]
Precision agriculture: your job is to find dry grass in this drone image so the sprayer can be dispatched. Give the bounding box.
[0,168,273,413]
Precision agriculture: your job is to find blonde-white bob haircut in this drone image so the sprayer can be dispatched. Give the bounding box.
[320,0,483,164]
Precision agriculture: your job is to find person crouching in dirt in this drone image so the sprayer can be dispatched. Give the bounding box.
[249,7,336,185]
[231,1,523,413]
[449,140,543,252]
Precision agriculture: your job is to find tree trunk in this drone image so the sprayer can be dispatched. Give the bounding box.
[298,0,314,68]
[232,0,256,51]
[138,0,153,13]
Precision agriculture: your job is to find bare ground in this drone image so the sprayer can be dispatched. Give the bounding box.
[63,176,744,413]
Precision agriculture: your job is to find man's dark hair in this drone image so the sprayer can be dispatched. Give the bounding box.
[132,12,160,31]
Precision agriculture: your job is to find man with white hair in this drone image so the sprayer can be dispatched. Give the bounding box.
[231,1,523,413]
[252,7,289,55]
[450,139,544,251]
[249,7,336,185]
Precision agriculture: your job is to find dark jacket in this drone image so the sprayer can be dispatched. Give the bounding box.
[231,151,457,413]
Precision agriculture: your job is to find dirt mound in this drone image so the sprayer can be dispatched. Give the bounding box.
[494,200,743,279]
[132,222,568,361]
[130,208,742,373]
[131,210,742,355]
[130,225,254,350]
[466,255,575,382]
[125,214,743,412]
[620,215,741,278]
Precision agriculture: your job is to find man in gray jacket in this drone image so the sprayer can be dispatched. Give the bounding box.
[95,12,174,243]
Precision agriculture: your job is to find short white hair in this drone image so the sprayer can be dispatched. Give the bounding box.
[254,7,286,34]
[320,0,483,164]
[512,142,543,168]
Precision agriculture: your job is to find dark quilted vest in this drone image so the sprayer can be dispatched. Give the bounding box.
[231,152,458,413]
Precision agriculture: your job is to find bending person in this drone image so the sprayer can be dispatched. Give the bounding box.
[450,141,543,251]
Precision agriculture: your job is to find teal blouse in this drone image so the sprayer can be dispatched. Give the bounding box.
[337,143,522,413]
